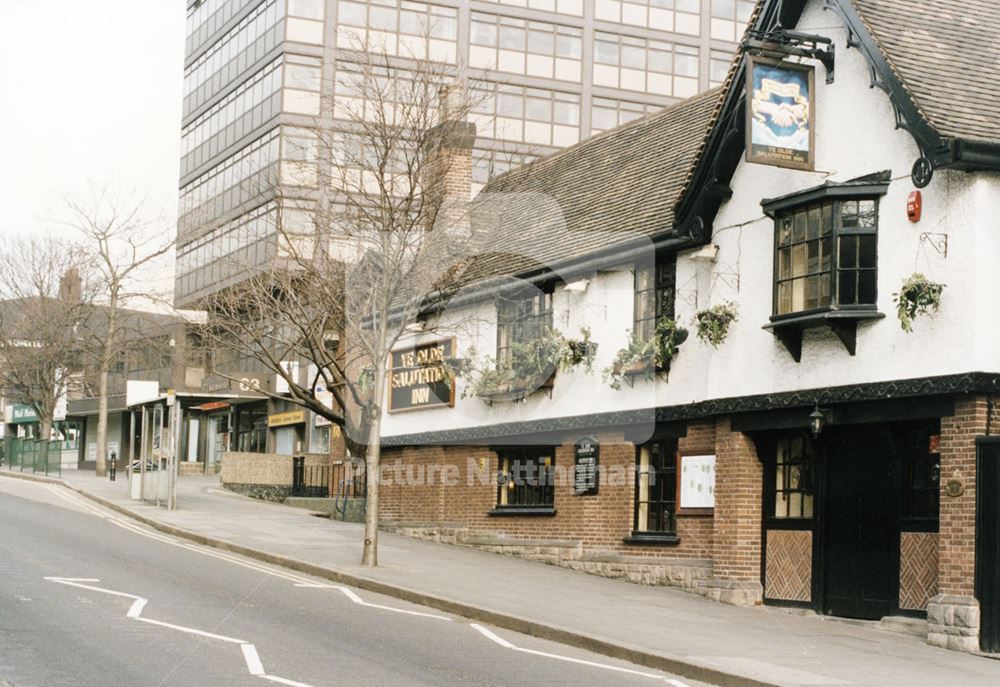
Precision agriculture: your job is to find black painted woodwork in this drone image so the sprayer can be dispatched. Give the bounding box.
[976,437,1000,652]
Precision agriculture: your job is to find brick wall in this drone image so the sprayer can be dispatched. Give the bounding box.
[938,395,993,595]
[381,428,714,559]
[711,418,762,582]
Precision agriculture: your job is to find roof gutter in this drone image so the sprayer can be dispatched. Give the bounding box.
[409,231,700,320]
[950,139,1000,171]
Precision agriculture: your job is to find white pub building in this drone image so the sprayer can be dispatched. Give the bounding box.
[374,0,1000,654]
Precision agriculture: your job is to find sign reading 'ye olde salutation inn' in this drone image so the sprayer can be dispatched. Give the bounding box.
[388,339,455,412]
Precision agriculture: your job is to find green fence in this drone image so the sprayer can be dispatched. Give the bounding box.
[1,438,62,477]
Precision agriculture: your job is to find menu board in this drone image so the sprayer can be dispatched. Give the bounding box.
[574,437,599,495]
[678,454,715,514]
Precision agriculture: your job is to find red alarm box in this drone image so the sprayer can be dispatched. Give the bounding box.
[907,191,922,222]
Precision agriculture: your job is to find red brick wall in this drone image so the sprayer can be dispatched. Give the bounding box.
[938,395,993,596]
[712,418,762,581]
[380,427,714,558]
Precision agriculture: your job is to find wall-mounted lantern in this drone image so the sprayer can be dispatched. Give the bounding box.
[809,404,828,438]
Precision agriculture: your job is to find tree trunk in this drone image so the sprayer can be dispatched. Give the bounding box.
[95,368,109,476]
[360,361,386,568]
[39,415,53,444]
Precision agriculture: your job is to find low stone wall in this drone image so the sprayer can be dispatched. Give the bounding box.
[219,451,330,487]
[381,521,712,593]
[224,483,292,503]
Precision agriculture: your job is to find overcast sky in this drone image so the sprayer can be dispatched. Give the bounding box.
[0,0,185,245]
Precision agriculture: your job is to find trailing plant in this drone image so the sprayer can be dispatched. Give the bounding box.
[894,273,944,332]
[695,302,739,348]
[603,317,688,391]
[357,366,375,394]
[463,328,598,399]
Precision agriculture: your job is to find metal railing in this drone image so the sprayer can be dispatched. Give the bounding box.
[1,438,63,477]
[291,456,330,498]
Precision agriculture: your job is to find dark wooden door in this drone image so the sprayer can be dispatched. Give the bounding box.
[823,428,898,620]
[976,438,1000,652]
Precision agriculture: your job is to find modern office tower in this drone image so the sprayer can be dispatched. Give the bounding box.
[174,0,750,307]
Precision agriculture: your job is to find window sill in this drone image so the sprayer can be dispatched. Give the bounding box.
[623,532,680,546]
[488,507,557,517]
[763,308,884,362]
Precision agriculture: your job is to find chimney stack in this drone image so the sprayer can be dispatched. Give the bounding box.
[58,267,82,302]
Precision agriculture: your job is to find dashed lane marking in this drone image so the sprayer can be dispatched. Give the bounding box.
[45,577,313,687]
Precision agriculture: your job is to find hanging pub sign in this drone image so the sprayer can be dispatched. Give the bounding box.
[573,437,599,495]
[387,338,455,412]
[746,56,815,171]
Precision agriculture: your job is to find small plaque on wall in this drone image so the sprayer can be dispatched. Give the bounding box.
[677,454,715,515]
[573,437,599,495]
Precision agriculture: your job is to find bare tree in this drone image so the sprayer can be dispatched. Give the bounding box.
[202,42,480,566]
[0,236,92,441]
[64,190,175,476]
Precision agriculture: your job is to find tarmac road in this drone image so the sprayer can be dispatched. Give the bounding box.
[0,478,715,687]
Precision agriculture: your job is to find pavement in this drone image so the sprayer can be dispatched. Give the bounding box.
[0,478,711,687]
[5,469,1000,687]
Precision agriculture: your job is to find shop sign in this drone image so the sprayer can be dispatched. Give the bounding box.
[387,339,455,413]
[197,401,230,412]
[268,410,305,428]
[9,404,38,424]
[746,56,815,171]
[573,437,599,495]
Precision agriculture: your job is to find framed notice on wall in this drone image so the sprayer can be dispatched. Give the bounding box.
[746,56,815,171]
[677,454,716,515]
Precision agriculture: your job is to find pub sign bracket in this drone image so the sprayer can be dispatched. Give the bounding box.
[743,28,836,84]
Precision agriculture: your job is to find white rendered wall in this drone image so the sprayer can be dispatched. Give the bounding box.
[380,0,1000,440]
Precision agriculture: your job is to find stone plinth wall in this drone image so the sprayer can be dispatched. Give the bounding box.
[220,451,331,487]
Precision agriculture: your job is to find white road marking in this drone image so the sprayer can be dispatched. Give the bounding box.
[293,583,451,621]
[242,644,266,675]
[45,577,315,687]
[470,624,690,685]
[33,482,689,684]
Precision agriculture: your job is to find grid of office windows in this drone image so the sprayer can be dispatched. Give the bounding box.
[181,56,282,178]
[469,13,582,82]
[495,0,584,15]
[709,49,732,87]
[336,1,458,63]
[186,0,260,57]
[471,83,580,147]
[176,202,277,299]
[595,0,701,35]
[183,0,285,117]
[471,149,538,194]
[710,0,755,42]
[179,129,280,226]
[593,31,699,97]
[591,97,656,134]
[333,63,439,125]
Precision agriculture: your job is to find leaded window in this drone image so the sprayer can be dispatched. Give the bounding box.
[496,289,553,364]
[634,253,676,341]
[904,428,941,521]
[774,198,878,316]
[497,448,555,508]
[774,437,814,519]
[634,439,677,534]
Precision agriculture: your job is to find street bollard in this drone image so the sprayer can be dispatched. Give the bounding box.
[109,451,117,481]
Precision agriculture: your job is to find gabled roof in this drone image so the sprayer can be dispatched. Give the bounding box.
[460,88,721,285]
[674,0,1000,235]
[853,0,1000,144]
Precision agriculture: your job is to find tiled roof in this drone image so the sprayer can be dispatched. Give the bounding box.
[852,0,1000,144]
[462,88,721,284]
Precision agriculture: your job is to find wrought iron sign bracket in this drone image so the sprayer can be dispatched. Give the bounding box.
[742,29,836,84]
[919,232,949,257]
